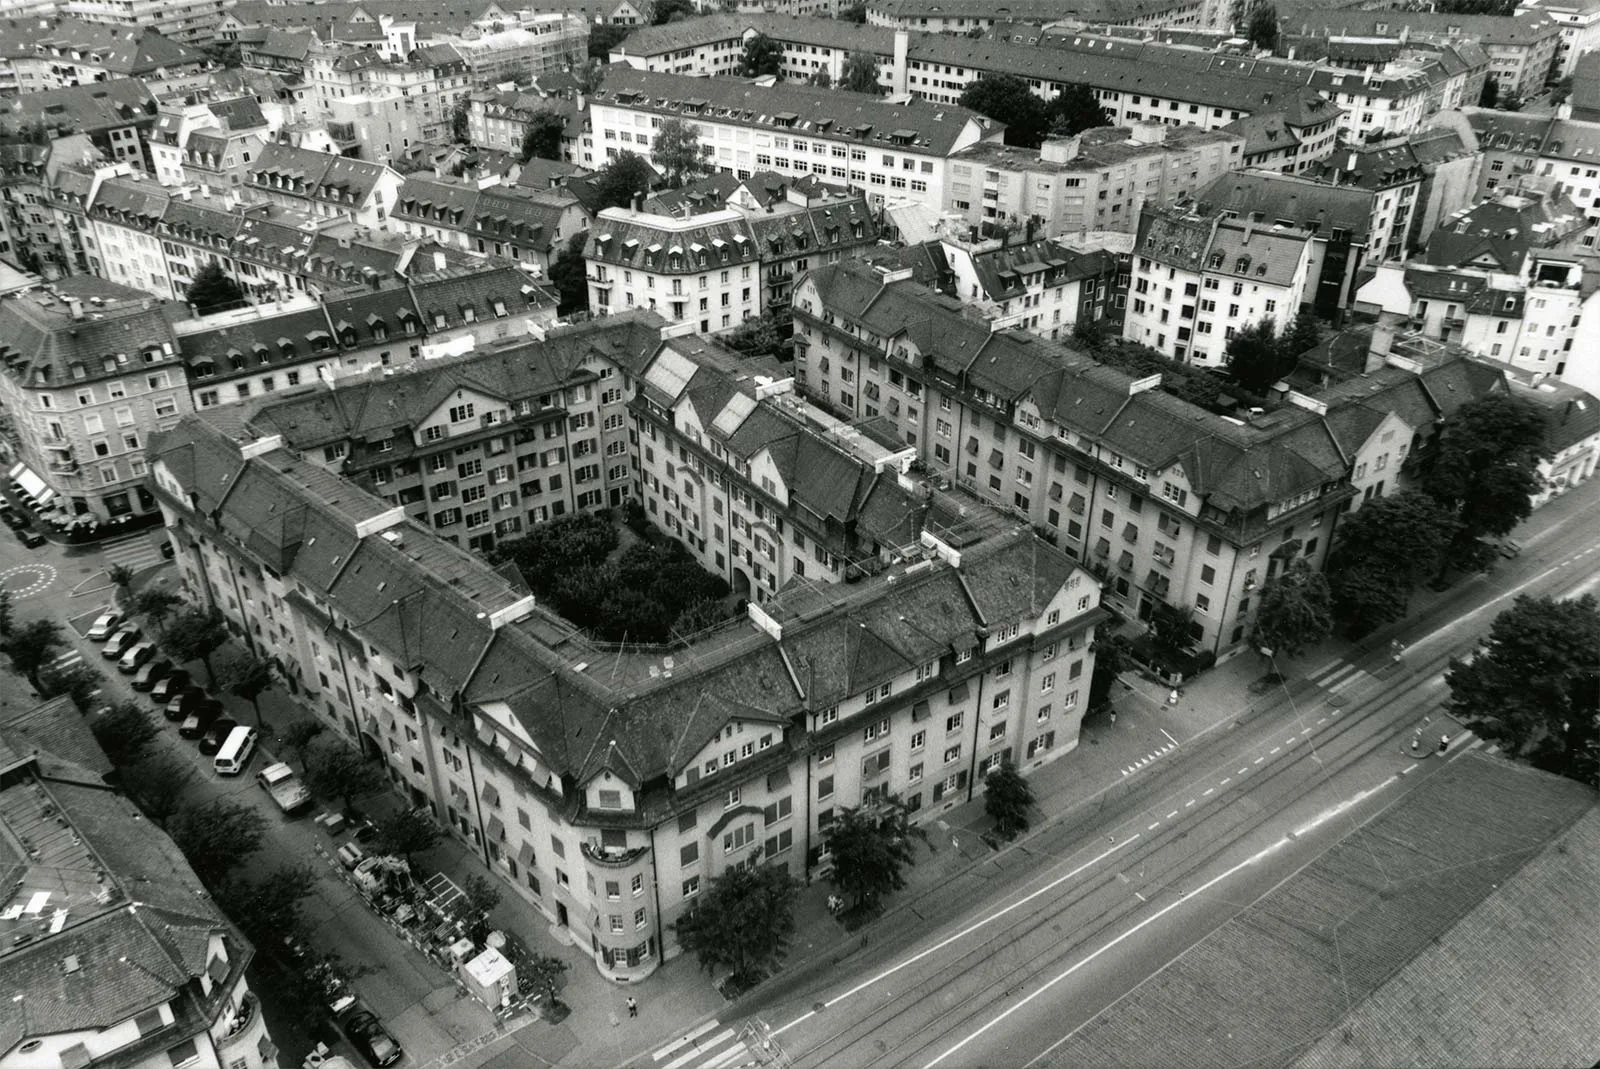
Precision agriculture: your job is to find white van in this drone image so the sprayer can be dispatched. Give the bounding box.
[213,726,258,776]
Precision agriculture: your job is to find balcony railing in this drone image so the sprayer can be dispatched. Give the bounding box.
[581,841,650,867]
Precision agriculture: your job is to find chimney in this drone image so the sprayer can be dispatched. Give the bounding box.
[1241,222,1251,245]
[630,192,643,212]
[65,296,85,320]
[433,250,447,273]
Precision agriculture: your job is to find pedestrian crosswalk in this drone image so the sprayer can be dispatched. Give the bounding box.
[98,532,169,575]
[1307,661,1375,703]
[652,1020,756,1069]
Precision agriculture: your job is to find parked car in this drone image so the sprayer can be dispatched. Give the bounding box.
[179,699,224,739]
[132,658,173,692]
[15,526,46,548]
[118,640,156,674]
[336,842,368,871]
[100,626,141,659]
[164,686,206,722]
[159,539,176,559]
[86,610,124,642]
[333,998,402,1068]
[0,504,23,529]
[150,669,191,703]
[198,717,238,756]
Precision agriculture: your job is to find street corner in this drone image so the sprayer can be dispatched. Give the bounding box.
[0,561,58,599]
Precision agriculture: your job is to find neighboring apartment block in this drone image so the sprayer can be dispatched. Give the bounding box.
[1520,0,1600,78]
[0,277,191,523]
[244,143,404,228]
[943,123,1245,237]
[59,0,226,41]
[787,260,1513,657]
[1459,108,1600,235]
[149,318,1104,982]
[0,699,278,1069]
[391,174,590,275]
[587,68,1000,210]
[1124,208,1316,366]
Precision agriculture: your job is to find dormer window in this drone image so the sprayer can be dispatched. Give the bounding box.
[1235,256,1250,273]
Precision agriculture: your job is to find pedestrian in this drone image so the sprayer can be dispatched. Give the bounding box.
[627,997,637,1018]
[1167,688,1179,706]
[1409,738,1420,755]
[1439,734,1450,754]
[1109,710,1117,725]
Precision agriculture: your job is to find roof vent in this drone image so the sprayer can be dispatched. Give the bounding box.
[62,955,81,974]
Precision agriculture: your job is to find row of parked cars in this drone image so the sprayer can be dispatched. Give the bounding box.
[91,609,256,767]
[0,500,47,548]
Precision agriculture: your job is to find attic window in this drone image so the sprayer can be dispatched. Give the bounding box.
[1235,256,1250,273]
[1208,252,1223,268]
[492,299,508,318]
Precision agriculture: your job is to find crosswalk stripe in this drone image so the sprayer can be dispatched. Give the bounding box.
[702,1043,753,1069]
[654,1021,722,1062]
[659,1027,737,1069]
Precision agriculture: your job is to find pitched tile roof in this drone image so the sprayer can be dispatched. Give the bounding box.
[1196,169,1376,244]
[6,77,158,135]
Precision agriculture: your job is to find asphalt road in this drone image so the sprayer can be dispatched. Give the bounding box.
[674,487,1600,1069]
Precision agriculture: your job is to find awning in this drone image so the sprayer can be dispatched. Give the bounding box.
[518,841,535,866]
[988,448,1004,470]
[912,700,930,721]
[1118,550,1134,572]
[486,816,505,840]
[946,680,971,703]
[13,466,47,500]
[766,765,790,791]
[481,783,499,807]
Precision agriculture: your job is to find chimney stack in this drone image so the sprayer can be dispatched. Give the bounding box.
[65,297,85,320]
[433,249,447,273]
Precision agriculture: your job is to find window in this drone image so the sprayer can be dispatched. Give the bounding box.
[818,776,834,799]
[943,744,961,764]
[1040,672,1055,694]
[945,712,963,733]
[682,875,701,897]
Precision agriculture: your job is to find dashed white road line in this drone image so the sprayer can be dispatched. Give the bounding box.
[1238,767,1249,775]
[1166,811,1178,819]
[1220,777,1231,785]
[1270,747,1282,755]
[1202,788,1214,796]
[1184,799,1196,808]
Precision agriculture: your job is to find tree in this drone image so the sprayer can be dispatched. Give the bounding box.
[983,757,1035,840]
[6,618,63,690]
[1478,78,1500,108]
[1226,319,1287,395]
[519,111,567,163]
[591,151,655,211]
[373,807,442,862]
[1278,310,1321,362]
[164,605,229,684]
[1088,632,1132,712]
[169,799,267,885]
[1447,594,1599,787]
[651,0,694,23]
[458,874,502,943]
[839,51,881,95]
[1326,490,1457,634]
[589,24,632,60]
[1045,84,1111,138]
[722,312,788,359]
[450,98,470,144]
[575,58,608,95]
[1422,394,1550,573]
[133,588,183,635]
[550,230,590,316]
[302,738,390,814]
[807,69,833,88]
[186,262,248,315]
[960,74,1050,148]
[825,804,915,911]
[1245,2,1279,51]
[523,953,570,1010]
[491,512,618,590]
[219,865,317,946]
[40,663,100,713]
[91,701,159,766]
[0,589,13,640]
[651,118,708,189]
[121,753,194,825]
[839,0,867,21]
[1250,558,1332,661]
[673,858,800,986]
[1148,601,1195,662]
[216,648,274,726]
[278,719,326,764]
[107,564,136,605]
[740,32,784,78]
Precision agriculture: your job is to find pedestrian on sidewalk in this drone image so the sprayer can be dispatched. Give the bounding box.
[1438,734,1450,754]
[627,997,637,1018]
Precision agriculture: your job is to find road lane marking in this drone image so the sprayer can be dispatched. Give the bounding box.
[1317,717,1328,724]
[1166,811,1178,819]
[938,835,1299,1069]
[1202,788,1214,796]
[1159,728,1179,746]
[773,834,1141,1037]
[1254,756,1265,764]
[1300,727,1312,735]
[1238,767,1249,775]
[1270,747,1281,755]
[1147,823,1159,831]
[1184,800,1195,808]
[1220,778,1231,786]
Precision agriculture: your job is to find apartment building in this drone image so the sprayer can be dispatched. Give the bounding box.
[1354,187,1598,393]
[1,17,208,94]
[865,0,1206,32]
[306,39,474,148]
[1124,208,1316,365]
[465,88,585,164]
[448,13,590,80]
[1287,11,1560,102]
[2,78,157,174]
[0,702,279,1069]
[392,175,589,275]
[175,259,558,411]
[59,0,225,41]
[239,313,661,546]
[245,143,404,228]
[1459,109,1600,235]
[1193,169,1380,314]
[0,277,190,522]
[944,123,1245,237]
[588,69,1000,210]
[907,224,1120,340]
[793,258,1513,655]
[1519,0,1600,78]
[151,355,1102,980]
[1309,128,1482,258]
[148,95,271,190]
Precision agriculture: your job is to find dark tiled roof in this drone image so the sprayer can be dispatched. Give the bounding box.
[7,77,158,135]
[1196,170,1376,243]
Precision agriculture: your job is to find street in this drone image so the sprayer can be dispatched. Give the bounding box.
[643,484,1600,1069]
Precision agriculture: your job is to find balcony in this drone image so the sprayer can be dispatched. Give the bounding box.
[581,841,650,867]
[223,993,258,1039]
